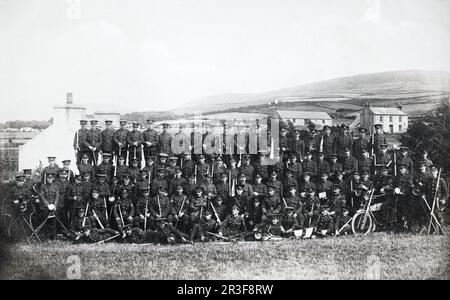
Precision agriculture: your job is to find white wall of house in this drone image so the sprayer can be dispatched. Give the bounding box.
[288,118,332,127]
[371,114,408,133]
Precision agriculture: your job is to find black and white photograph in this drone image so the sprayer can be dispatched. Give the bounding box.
[0,0,449,284]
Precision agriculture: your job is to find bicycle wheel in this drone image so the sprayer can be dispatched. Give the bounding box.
[351,211,373,235]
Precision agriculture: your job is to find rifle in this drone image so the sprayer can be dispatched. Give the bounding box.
[334,217,353,238]
[118,203,125,228]
[350,180,354,208]
[141,145,145,168]
[428,168,443,235]
[103,197,109,221]
[82,202,89,227]
[194,164,198,184]
[228,170,232,197]
[210,202,222,225]
[75,130,79,159]
[126,146,130,165]
[144,197,148,230]
[95,233,120,245]
[92,210,105,229]
[175,195,187,228]
[393,148,397,176]
[157,194,162,217]
[308,203,315,227]
[92,150,97,166]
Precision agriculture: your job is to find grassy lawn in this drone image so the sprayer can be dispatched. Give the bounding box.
[1,230,449,280]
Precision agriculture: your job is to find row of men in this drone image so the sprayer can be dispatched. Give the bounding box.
[8,157,448,242]
[73,118,404,168]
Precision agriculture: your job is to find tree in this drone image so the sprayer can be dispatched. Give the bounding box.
[399,99,450,172]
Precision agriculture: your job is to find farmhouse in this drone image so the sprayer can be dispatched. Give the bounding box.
[360,103,408,134]
[275,110,332,129]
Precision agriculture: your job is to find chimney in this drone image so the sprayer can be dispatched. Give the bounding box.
[397,103,403,111]
[66,92,73,104]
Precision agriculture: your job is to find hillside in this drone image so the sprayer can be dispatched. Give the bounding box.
[175,70,450,115]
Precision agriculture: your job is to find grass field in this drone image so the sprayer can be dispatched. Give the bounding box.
[1,230,449,280]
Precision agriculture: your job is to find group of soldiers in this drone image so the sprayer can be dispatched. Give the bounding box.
[5,118,448,244]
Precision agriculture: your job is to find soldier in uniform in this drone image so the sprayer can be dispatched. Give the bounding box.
[426,166,449,233]
[41,156,60,184]
[254,150,270,180]
[238,154,255,184]
[56,170,70,228]
[374,166,393,194]
[317,151,331,179]
[158,123,172,155]
[9,174,32,222]
[316,172,333,206]
[329,153,343,181]
[101,120,116,158]
[69,207,92,242]
[230,184,251,220]
[77,153,95,180]
[393,164,414,231]
[342,147,358,182]
[67,174,86,219]
[358,149,373,177]
[286,154,303,182]
[150,168,168,196]
[119,174,135,201]
[170,185,190,233]
[314,125,336,161]
[143,120,160,158]
[182,153,196,179]
[361,170,374,191]
[96,153,114,183]
[165,156,178,179]
[188,186,208,242]
[279,127,290,162]
[195,154,210,185]
[169,167,187,196]
[261,186,282,225]
[73,119,90,164]
[127,122,144,166]
[336,125,353,157]
[353,127,369,160]
[301,151,317,180]
[302,188,321,228]
[283,186,304,229]
[87,188,109,230]
[283,170,298,198]
[60,160,75,184]
[377,144,392,171]
[114,120,129,164]
[328,185,348,234]
[215,172,230,203]
[290,130,306,162]
[128,158,141,184]
[114,156,129,181]
[397,147,414,178]
[38,172,60,239]
[133,186,152,230]
[370,123,387,156]
[86,119,102,166]
[218,205,247,239]
[299,172,316,194]
[418,149,433,173]
[113,188,135,237]
[212,156,227,183]
[173,123,191,160]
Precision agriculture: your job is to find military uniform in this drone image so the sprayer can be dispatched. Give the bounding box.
[113,127,129,161]
[301,159,317,179]
[336,134,353,157]
[283,194,304,228]
[317,159,330,177]
[358,157,373,176]
[290,137,306,161]
[73,127,90,164]
[314,133,336,160]
[342,155,358,181]
[302,195,320,227]
[159,131,173,155]
[113,194,134,233]
[127,129,144,165]
[353,136,369,160]
[86,126,103,165]
[101,126,116,154]
[77,162,95,180]
[370,132,387,156]
[220,213,247,236]
[143,128,160,157]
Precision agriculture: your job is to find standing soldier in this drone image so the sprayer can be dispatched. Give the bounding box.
[61,160,75,184]
[73,119,90,164]
[212,156,228,183]
[374,166,393,194]
[151,168,168,196]
[41,156,60,184]
[358,149,373,177]
[66,174,86,220]
[314,125,336,161]
[189,186,208,242]
[239,155,254,184]
[316,152,331,179]
[114,156,129,181]
[376,144,392,171]
[425,167,448,234]
[279,127,290,162]
[127,122,144,166]
[96,153,114,183]
[370,123,387,156]
[418,149,433,173]
[336,125,353,157]
[170,185,190,233]
[56,170,70,228]
[38,172,60,239]
[342,147,358,182]
[159,123,172,155]
[302,188,321,228]
[261,186,282,225]
[290,130,305,162]
[301,151,318,180]
[182,153,196,179]
[169,168,187,196]
[77,154,95,180]
[215,173,230,203]
[114,120,129,164]
[114,188,134,237]
[173,124,190,160]
[143,120,160,158]
[101,120,116,159]
[353,127,369,160]
[329,154,343,181]
[393,164,414,231]
[397,147,414,178]
[284,186,304,228]
[86,119,102,166]
[195,154,210,185]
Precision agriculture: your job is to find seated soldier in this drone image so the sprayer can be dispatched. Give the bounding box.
[316,208,334,236]
[283,186,304,229]
[328,185,347,234]
[155,218,189,245]
[261,215,284,238]
[69,207,92,242]
[149,186,171,229]
[201,174,218,204]
[188,186,208,237]
[81,227,120,244]
[88,188,109,229]
[316,172,333,206]
[248,196,264,231]
[169,185,190,233]
[280,207,301,237]
[261,186,282,225]
[302,188,321,228]
[191,209,219,242]
[114,188,135,237]
[299,172,316,194]
[229,184,251,221]
[133,186,152,230]
[218,205,247,240]
[361,171,374,191]
[215,172,230,204]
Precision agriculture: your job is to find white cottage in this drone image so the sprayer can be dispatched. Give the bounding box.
[360,104,408,134]
[276,110,332,129]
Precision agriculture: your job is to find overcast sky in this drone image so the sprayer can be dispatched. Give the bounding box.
[0,0,449,121]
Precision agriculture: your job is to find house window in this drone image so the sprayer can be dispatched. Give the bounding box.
[322,120,325,124]
[399,116,402,122]
[389,125,393,134]
[389,116,393,122]
[379,115,383,122]
[293,118,296,123]
[399,125,402,132]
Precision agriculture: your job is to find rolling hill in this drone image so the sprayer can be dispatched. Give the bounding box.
[174,70,450,115]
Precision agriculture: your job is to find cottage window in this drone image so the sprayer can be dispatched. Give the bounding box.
[389,116,393,122]
[379,115,383,122]
[399,116,402,122]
